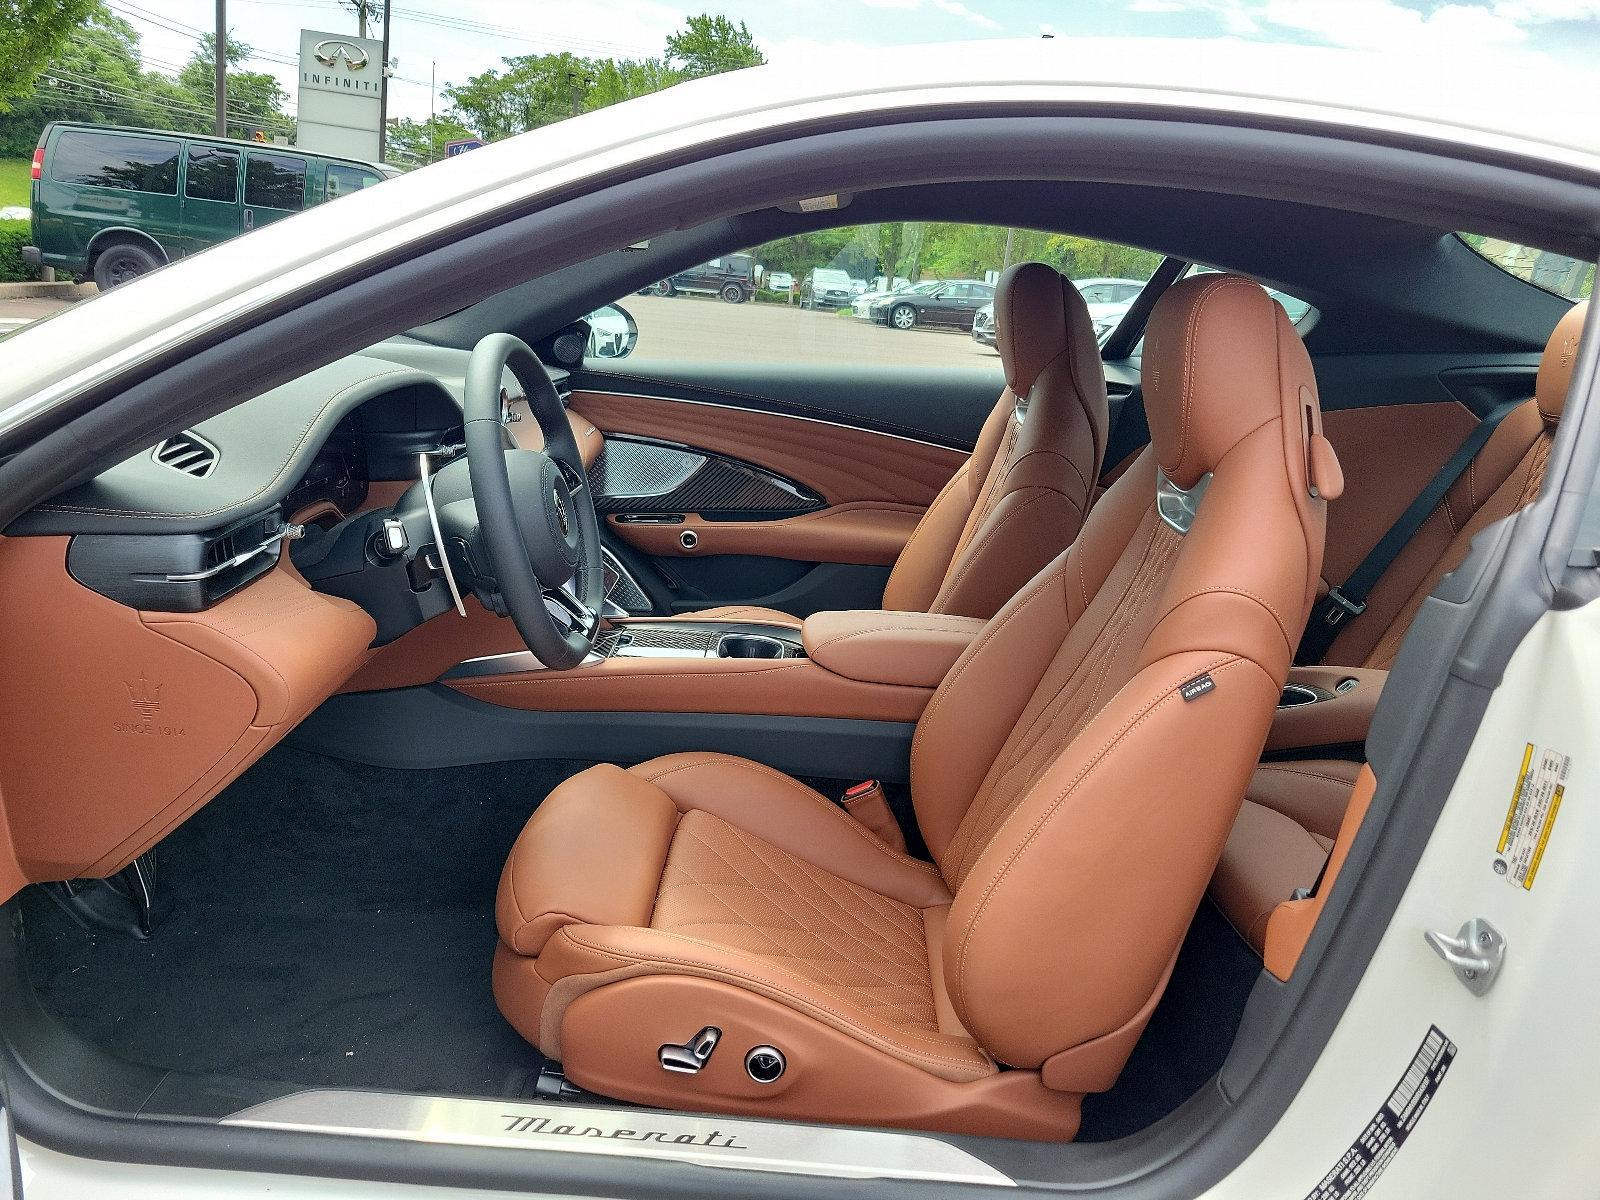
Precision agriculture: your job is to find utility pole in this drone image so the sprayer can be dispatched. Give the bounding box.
[1002,226,1016,273]
[213,0,227,136]
[377,1,392,162]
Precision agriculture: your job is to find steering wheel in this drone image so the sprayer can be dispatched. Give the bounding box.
[462,332,604,669]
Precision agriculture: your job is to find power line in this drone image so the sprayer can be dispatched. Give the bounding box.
[41,66,293,124]
[38,74,284,135]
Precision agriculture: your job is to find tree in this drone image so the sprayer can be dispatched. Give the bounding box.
[0,0,96,112]
[665,14,764,78]
[386,113,477,167]
[586,57,683,110]
[445,52,601,141]
[176,32,294,141]
[0,3,201,155]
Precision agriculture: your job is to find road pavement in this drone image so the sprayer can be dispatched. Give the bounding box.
[620,293,1000,368]
[1,291,1005,371]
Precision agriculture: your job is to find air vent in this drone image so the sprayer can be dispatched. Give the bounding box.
[152,431,218,478]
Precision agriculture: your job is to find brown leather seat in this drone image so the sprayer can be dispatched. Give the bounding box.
[492,274,1334,1139]
[692,261,1108,627]
[1212,300,1587,952]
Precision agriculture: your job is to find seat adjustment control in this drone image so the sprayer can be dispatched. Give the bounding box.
[658,1026,721,1074]
[745,1045,786,1084]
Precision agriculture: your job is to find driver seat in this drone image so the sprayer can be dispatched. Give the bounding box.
[492,275,1339,1140]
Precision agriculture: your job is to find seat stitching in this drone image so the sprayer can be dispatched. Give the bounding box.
[558,929,990,1072]
[684,818,929,981]
[909,560,1072,782]
[1254,764,1363,788]
[951,653,1243,1010]
[636,755,945,880]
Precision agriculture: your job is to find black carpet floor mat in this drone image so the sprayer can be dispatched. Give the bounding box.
[21,744,1255,1135]
[21,747,595,1099]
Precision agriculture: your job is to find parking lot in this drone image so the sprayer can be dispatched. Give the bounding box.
[619,293,1000,367]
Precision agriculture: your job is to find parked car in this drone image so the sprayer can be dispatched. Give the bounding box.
[849,277,868,295]
[764,270,794,293]
[651,253,756,302]
[22,122,390,289]
[867,276,996,329]
[972,299,997,346]
[800,266,856,308]
[850,277,937,319]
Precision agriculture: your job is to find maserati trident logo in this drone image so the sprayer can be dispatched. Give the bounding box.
[314,39,369,70]
[553,488,571,538]
[125,673,162,720]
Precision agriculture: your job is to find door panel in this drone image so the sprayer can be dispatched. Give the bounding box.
[565,382,973,616]
[567,390,967,505]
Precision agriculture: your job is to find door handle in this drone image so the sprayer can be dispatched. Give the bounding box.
[244,209,254,230]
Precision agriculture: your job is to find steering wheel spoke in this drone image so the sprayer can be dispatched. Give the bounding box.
[463,333,605,670]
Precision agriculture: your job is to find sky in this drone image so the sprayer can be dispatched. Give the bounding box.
[113,0,1600,123]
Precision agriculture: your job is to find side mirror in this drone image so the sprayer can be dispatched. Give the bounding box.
[585,303,638,360]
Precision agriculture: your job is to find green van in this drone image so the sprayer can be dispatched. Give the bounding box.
[22,123,396,289]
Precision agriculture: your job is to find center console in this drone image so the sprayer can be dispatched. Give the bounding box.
[441,609,983,724]
[1267,665,1387,753]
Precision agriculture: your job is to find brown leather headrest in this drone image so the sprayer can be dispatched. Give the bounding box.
[1144,274,1324,491]
[995,261,1097,398]
[1537,300,1587,425]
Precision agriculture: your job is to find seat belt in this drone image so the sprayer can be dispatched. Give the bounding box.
[1297,397,1526,665]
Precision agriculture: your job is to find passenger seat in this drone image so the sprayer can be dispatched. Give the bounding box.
[691,261,1108,625]
[1212,300,1587,951]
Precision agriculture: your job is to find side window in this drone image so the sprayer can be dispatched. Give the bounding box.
[185,146,239,203]
[1458,233,1594,301]
[1183,264,1316,327]
[245,153,307,211]
[596,223,1163,367]
[325,163,381,200]
[50,131,178,194]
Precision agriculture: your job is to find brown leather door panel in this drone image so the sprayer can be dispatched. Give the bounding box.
[569,390,963,567]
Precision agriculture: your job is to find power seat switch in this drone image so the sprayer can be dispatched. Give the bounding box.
[658,1026,721,1074]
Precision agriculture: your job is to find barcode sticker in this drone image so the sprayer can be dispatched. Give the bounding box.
[1304,1026,1456,1200]
[1494,742,1570,890]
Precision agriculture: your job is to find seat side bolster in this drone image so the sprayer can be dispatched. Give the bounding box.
[541,924,995,1083]
[945,652,1279,1072]
[631,752,950,908]
[495,764,679,956]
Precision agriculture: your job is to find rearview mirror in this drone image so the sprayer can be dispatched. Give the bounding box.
[586,303,638,360]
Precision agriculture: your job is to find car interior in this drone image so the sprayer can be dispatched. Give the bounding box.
[0,121,1592,1193]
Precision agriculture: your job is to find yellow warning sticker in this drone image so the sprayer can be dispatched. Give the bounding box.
[1493,742,1569,890]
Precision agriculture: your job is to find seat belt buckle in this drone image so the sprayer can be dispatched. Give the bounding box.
[1322,586,1366,627]
[838,780,907,855]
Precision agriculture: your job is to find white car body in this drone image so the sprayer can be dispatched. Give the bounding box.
[765,270,794,292]
[2,34,1598,1200]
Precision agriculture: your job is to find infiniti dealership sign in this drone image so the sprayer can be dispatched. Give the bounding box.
[297,28,385,160]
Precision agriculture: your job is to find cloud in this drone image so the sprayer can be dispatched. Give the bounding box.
[930,0,1002,29]
[1128,0,1543,49]
[861,0,1001,30]
[1492,0,1600,18]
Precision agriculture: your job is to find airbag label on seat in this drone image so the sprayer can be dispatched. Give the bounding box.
[1493,741,1570,890]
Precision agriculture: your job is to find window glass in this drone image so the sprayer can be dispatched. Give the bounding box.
[185,146,239,202]
[601,223,1163,367]
[1458,233,1594,301]
[325,163,381,200]
[1183,263,1315,327]
[245,153,307,211]
[49,131,178,194]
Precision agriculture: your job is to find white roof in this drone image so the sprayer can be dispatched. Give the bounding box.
[2,36,1594,423]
